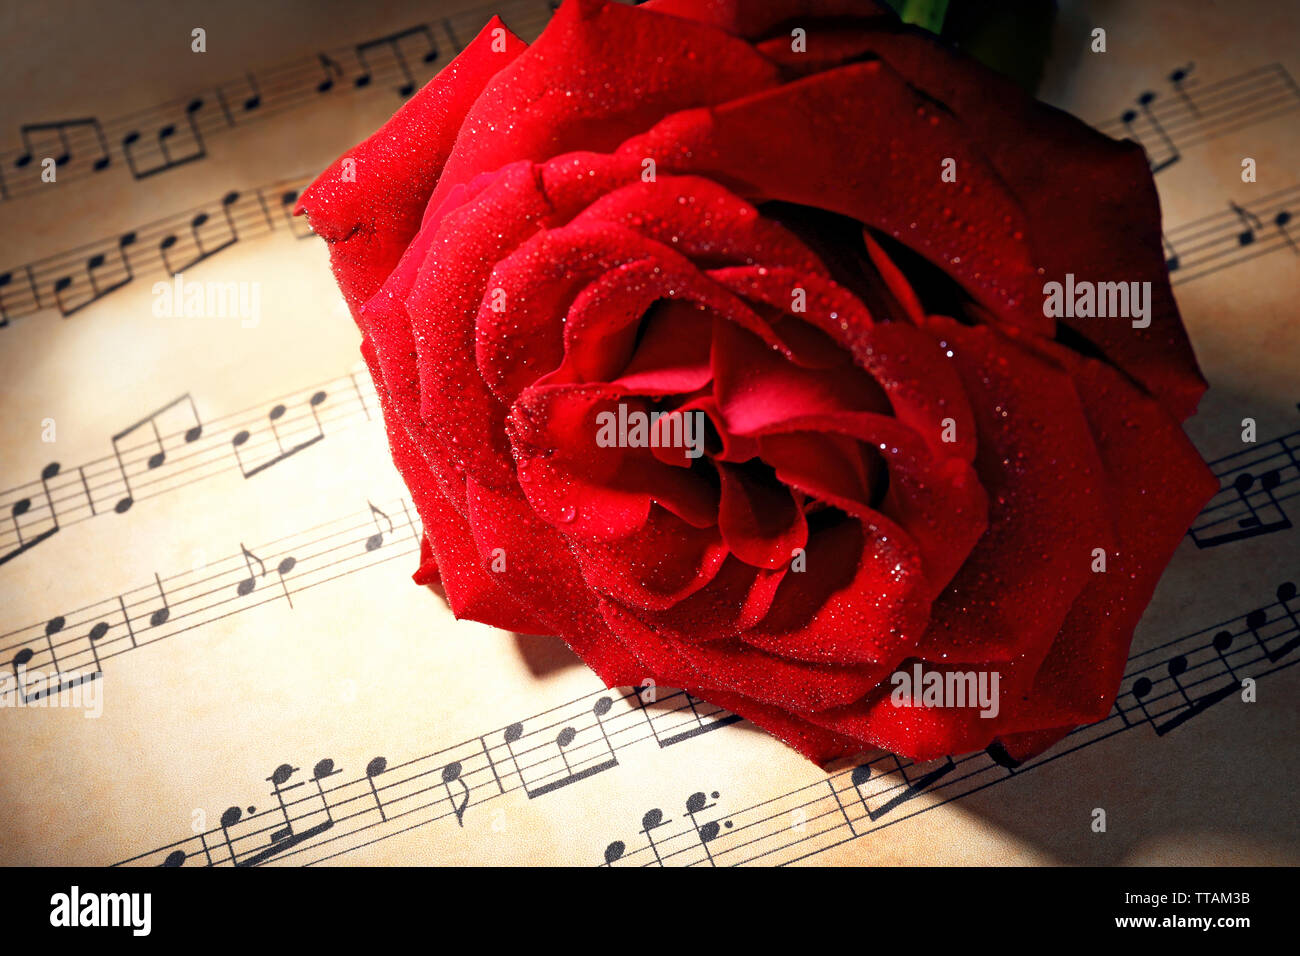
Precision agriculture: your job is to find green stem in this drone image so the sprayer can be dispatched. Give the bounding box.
[896,0,949,34]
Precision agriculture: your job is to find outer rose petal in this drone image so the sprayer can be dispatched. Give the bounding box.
[423,0,781,215]
[853,27,1208,420]
[623,60,1048,335]
[295,17,527,318]
[360,340,548,636]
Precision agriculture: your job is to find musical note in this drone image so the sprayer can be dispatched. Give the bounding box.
[1,462,60,565]
[2,173,313,328]
[109,395,204,513]
[1097,64,1299,176]
[233,543,296,608]
[148,574,171,628]
[0,266,37,326]
[121,98,207,179]
[1271,583,1300,661]
[50,232,138,317]
[1162,233,1181,272]
[277,188,314,238]
[684,790,730,866]
[353,27,440,97]
[315,53,344,93]
[639,688,743,747]
[1192,470,1293,548]
[516,696,620,799]
[1229,200,1265,245]
[236,544,267,597]
[217,805,245,865]
[365,756,388,821]
[240,73,263,113]
[13,118,110,173]
[848,755,957,822]
[231,391,328,478]
[441,763,471,827]
[1168,64,1199,117]
[275,557,297,608]
[366,501,394,551]
[86,621,110,675]
[311,758,342,824]
[1120,90,1180,172]
[441,17,464,54]
[159,191,241,274]
[637,807,671,866]
[1275,210,1296,253]
[1151,655,1238,736]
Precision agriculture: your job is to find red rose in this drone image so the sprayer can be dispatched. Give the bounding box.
[296,0,1217,764]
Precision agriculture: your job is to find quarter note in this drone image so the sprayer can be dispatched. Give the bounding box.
[365,756,388,821]
[87,621,110,674]
[275,556,297,608]
[148,573,171,628]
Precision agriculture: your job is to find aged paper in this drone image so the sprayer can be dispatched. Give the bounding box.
[0,0,1295,867]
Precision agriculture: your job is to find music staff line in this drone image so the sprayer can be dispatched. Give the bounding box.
[0,0,554,202]
[0,495,420,703]
[1093,62,1300,174]
[0,368,376,566]
[1164,184,1299,285]
[5,64,1294,326]
[112,682,753,868]
[1189,406,1300,548]
[112,574,1297,867]
[599,579,1300,867]
[0,173,316,326]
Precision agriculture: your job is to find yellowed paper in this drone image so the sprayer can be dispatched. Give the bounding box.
[0,0,1295,867]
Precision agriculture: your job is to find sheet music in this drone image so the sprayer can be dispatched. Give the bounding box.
[0,0,1295,868]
